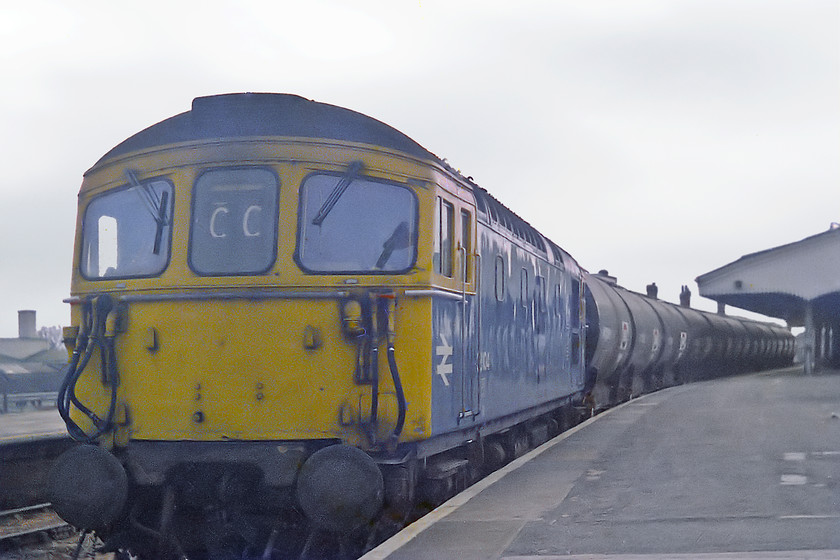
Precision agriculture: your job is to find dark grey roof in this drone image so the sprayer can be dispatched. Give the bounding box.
[696,227,840,283]
[473,187,547,253]
[89,93,438,172]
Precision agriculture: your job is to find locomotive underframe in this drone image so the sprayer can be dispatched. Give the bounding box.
[117,388,583,484]
[80,391,586,558]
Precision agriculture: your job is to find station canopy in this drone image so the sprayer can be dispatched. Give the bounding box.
[695,227,840,326]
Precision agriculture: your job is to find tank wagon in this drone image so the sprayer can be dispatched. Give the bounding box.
[584,271,794,408]
[48,93,793,559]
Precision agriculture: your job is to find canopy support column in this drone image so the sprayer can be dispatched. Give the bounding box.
[804,301,815,375]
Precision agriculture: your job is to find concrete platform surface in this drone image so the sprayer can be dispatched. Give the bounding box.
[0,408,67,444]
[363,366,840,560]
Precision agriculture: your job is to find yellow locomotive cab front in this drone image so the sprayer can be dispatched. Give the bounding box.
[65,141,439,451]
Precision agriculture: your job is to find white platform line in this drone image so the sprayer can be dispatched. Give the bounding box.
[501,552,840,560]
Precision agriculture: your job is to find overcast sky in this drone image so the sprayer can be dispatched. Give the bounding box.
[0,0,837,337]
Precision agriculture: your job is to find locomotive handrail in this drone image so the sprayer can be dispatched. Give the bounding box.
[69,289,474,304]
[66,290,351,304]
[121,291,352,302]
[458,245,470,417]
[403,288,464,300]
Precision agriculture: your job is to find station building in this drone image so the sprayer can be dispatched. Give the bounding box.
[0,311,67,413]
[696,226,840,374]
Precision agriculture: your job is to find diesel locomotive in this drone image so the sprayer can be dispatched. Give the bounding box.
[48,93,793,559]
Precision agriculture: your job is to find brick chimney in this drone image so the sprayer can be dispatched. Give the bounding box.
[18,310,37,339]
[679,285,691,308]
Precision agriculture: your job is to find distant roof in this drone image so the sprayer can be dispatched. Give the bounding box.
[0,363,29,374]
[89,93,438,171]
[698,227,840,280]
[0,338,52,361]
[696,227,840,324]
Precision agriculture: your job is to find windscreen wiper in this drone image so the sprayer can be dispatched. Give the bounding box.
[311,160,364,226]
[375,221,410,269]
[151,190,169,255]
[126,170,169,255]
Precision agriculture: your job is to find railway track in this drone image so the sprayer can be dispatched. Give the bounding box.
[0,503,99,560]
[0,503,69,542]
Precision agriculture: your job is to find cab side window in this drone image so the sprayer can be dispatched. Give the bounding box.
[434,197,454,277]
[460,209,472,282]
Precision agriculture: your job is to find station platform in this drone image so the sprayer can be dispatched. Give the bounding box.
[0,409,71,508]
[363,366,840,560]
[0,408,67,445]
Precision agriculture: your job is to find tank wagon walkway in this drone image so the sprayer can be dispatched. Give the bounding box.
[363,366,840,560]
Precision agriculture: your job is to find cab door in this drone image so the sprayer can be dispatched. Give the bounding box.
[458,208,479,421]
[431,196,479,432]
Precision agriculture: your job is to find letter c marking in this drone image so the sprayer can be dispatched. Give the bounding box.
[243,205,262,237]
[210,206,229,238]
